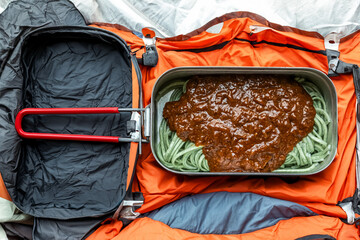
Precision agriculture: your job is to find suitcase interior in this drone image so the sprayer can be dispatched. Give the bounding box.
[15,27,134,219]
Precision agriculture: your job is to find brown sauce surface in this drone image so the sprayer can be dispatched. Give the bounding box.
[163,75,316,172]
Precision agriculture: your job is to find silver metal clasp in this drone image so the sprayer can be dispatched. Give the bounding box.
[140,28,158,67]
[118,108,150,154]
[324,33,340,51]
[118,200,144,220]
[144,105,151,138]
[129,111,141,140]
[113,199,144,221]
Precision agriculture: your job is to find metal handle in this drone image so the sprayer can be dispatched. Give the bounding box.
[15,107,124,143]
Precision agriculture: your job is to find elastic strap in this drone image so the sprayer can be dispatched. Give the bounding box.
[326,49,360,100]
[328,49,360,225]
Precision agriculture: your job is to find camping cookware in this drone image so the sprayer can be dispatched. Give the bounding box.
[16,66,338,176]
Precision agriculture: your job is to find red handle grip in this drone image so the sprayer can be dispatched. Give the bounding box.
[15,107,121,143]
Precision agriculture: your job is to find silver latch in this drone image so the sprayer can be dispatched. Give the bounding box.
[338,201,355,224]
[324,33,340,51]
[129,111,141,140]
[144,105,151,138]
[325,33,341,73]
[118,108,150,154]
[140,28,158,67]
[113,200,144,220]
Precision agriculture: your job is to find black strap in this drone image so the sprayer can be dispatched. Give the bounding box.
[328,49,360,225]
[353,65,360,101]
[326,49,360,101]
[337,189,360,214]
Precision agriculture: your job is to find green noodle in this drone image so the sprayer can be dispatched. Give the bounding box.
[156,76,331,173]
[274,77,331,172]
[156,87,209,172]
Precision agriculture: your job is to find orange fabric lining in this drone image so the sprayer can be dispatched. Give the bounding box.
[86,219,123,240]
[106,216,359,240]
[89,15,360,239]
[0,173,11,201]
[91,16,357,218]
[125,62,140,191]
[126,143,138,191]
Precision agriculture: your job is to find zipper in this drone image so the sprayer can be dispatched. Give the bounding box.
[234,38,326,55]
[169,25,326,55]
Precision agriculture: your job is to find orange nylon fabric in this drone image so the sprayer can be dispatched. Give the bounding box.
[101,216,359,240]
[86,219,123,240]
[0,173,11,201]
[89,14,359,237]
[125,61,141,191]
[92,16,356,217]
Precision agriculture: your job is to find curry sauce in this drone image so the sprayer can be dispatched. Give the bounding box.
[163,75,316,172]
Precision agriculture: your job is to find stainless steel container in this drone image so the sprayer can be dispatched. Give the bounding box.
[150,67,338,176]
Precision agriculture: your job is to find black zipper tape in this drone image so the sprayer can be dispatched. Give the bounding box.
[235,38,327,55]
[169,38,326,55]
[171,40,231,53]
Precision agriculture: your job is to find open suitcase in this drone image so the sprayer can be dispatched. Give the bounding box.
[2,24,145,220]
[1,0,360,239]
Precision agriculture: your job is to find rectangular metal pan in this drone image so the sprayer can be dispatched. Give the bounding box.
[150,67,338,176]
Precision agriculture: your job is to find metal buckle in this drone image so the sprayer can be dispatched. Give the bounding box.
[113,200,144,221]
[141,28,158,67]
[324,33,340,51]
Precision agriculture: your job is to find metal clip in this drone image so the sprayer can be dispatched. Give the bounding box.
[129,111,141,140]
[114,200,144,220]
[356,103,360,192]
[328,57,339,73]
[324,33,341,75]
[142,28,156,47]
[140,28,158,67]
[144,105,151,138]
[338,201,356,224]
[324,33,340,51]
